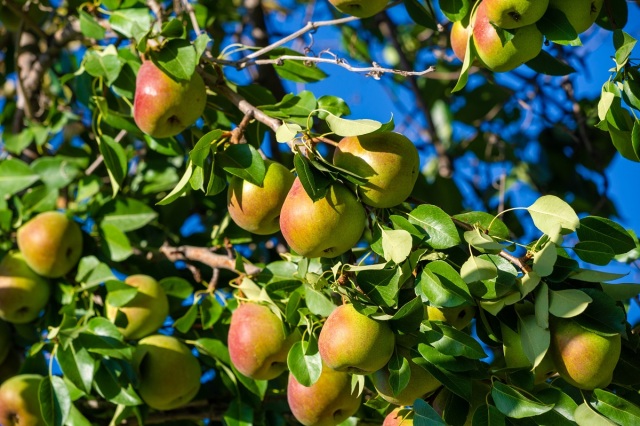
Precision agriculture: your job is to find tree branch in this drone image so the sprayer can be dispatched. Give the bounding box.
[158,243,263,276]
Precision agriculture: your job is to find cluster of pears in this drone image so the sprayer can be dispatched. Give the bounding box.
[450,0,604,72]
[226,300,475,425]
[227,131,420,259]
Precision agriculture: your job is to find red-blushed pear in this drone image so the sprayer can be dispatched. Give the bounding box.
[549,318,621,390]
[228,302,298,380]
[383,407,414,426]
[333,132,420,208]
[287,363,362,426]
[0,374,45,426]
[16,211,83,278]
[0,252,50,324]
[424,305,476,330]
[105,275,169,340]
[450,20,472,62]
[483,0,549,29]
[227,160,295,235]
[371,348,441,406]
[133,60,206,139]
[279,178,366,258]
[548,0,604,34]
[0,320,11,364]
[473,2,543,72]
[133,334,201,410]
[327,0,388,18]
[318,304,395,374]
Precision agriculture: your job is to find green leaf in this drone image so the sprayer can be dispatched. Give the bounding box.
[93,361,142,406]
[403,0,437,30]
[174,298,200,334]
[99,135,128,197]
[0,158,40,197]
[287,340,322,387]
[156,161,194,205]
[31,157,82,190]
[527,195,580,235]
[191,129,222,167]
[525,50,575,76]
[577,216,636,255]
[414,398,447,424]
[79,10,106,39]
[194,338,231,364]
[56,342,97,395]
[549,289,592,318]
[408,205,461,249]
[460,255,498,284]
[218,144,266,186]
[357,266,403,308]
[574,402,617,426]
[99,197,158,232]
[453,211,511,240]
[150,38,197,82]
[574,288,626,335]
[304,285,336,317]
[105,280,138,307]
[533,241,557,277]
[99,224,133,262]
[160,18,186,38]
[591,389,640,425]
[224,398,254,426]
[414,346,473,399]
[573,241,615,266]
[613,30,637,70]
[600,282,640,301]
[381,228,413,264]
[438,0,472,22]
[518,315,550,368]
[317,95,351,118]
[84,46,123,85]
[420,321,487,359]
[463,229,504,254]
[324,112,382,137]
[269,48,328,83]
[536,8,581,45]
[39,375,71,426]
[417,261,473,307]
[275,122,302,143]
[491,381,554,419]
[109,8,151,41]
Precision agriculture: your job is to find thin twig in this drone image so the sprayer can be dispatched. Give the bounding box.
[159,243,262,276]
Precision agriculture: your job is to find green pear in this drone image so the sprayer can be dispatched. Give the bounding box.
[287,363,362,426]
[548,0,604,34]
[333,132,420,208]
[0,374,45,426]
[227,160,295,235]
[105,275,169,340]
[318,304,395,374]
[279,178,366,258]
[372,349,441,406]
[473,1,543,72]
[549,318,620,390]
[0,320,11,364]
[483,0,549,29]
[328,0,388,18]
[383,407,414,426]
[16,211,83,278]
[133,60,207,138]
[133,334,201,410]
[0,252,50,324]
[0,350,23,385]
[424,305,475,330]
[228,302,298,380]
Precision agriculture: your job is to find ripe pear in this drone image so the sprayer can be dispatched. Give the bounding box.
[473,2,543,72]
[549,318,621,390]
[383,407,414,426]
[0,320,11,364]
[0,252,50,324]
[16,211,83,278]
[133,334,201,410]
[287,363,362,426]
[424,305,475,330]
[228,302,298,380]
[133,60,207,138]
[318,304,395,374]
[548,0,604,34]
[372,349,441,405]
[328,0,388,18]
[0,374,45,426]
[333,132,420,208]
[483,0,549,29]
[227,160,295,235]
[451,20,472,62]
[279,178,366,258]
[105,275,169,340]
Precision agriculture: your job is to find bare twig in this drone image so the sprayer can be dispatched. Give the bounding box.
[230,111,255,144]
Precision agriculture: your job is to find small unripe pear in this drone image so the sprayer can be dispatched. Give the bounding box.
[550,318,621,390]
[424,305,475,330]
[483,0,549,29]
[318,304,395,374]
[0,374,45,426]
[548,0,604,34]
[227,160,295,235]
[0,252,50,324]
[17,211,83,278]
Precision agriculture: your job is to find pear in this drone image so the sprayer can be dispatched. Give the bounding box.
[451,20,472,62]
[333,132,420,208]
[228,302,298,380]
[227,160,295,235]
[383,407,414,426]
[473,1,543,72]
[548,0,604,34]
[133,60,207,138]
[279,178,366,258]
[0,374,45,426]
[16,211,83,278]
[549,318,621,390]
[424,305,476,330]
[133,335,201,410]
[318,304,395,374]
[328,0,388,18]
[287,363,362,426]
[0,252,50,324]
[483,0,549,29]
[105,275,169,340]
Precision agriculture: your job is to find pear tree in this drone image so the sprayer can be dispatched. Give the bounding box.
[1,0,640,425]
